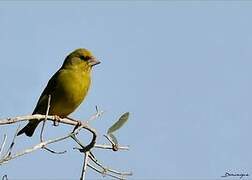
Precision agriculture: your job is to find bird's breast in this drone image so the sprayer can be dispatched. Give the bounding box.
[50,69,91,116]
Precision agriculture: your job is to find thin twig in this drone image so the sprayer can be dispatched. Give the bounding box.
[87,163,125,180]
[103,135,116,146]
[5,125,20,157]
[88,153,105,170]
[103,134,119,151]
[71,135,86,150]
[0,134,7,157]
[94,144,129,151]
[80,151,90,180]
[1,174,8,180]
[107,167,133,176]
[89,153,132,177]
[0,134,67,164]
[0,126,76,164]
[40,94,51,142]
[44,147,66,154]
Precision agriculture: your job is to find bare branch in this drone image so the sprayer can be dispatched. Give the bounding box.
[40,94,51,142]
[104,135,119,151]
[1,174,8,180]
[0,129,71,164]
[0,111,103,126]
[89,152,132,177]
[94,144,129,151]
[0,116,97,165]
[80,151,90,180]
[0,134,7,157]
[87,163,125,180]
[0,109,132,179]
[3,125,20,159]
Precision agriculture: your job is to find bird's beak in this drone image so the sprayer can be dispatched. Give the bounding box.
[88,57,100,67]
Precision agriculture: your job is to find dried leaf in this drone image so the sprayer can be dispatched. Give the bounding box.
[107,112,129,134]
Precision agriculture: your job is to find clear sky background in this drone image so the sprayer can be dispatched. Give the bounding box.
[0,1,252,180]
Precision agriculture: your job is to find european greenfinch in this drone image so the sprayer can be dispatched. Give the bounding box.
[17,48,100,137]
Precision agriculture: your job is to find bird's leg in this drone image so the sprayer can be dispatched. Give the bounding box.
[53,115,61,126]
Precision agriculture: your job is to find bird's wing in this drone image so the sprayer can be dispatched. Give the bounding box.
[32,70,61,114]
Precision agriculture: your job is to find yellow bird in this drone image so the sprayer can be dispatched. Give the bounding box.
[17,48,100,137]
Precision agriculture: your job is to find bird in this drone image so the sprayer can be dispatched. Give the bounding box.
[17,48,100,137]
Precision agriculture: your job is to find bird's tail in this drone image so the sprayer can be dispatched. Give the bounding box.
[17,120,40,137]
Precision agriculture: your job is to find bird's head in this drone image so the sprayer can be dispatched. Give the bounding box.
[62,48,100,71]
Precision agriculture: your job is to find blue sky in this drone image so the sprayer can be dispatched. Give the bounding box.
[1,1,252,179]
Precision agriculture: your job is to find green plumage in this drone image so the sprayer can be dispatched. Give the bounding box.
[18,48,100,137]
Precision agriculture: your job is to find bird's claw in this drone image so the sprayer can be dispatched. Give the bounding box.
[53,115,60,126]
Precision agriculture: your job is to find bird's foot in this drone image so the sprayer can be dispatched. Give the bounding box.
[53,115,61,126]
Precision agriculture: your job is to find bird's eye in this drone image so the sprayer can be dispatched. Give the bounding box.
[80,55,90,61]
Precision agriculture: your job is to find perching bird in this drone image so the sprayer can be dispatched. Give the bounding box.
[17,48,100,137]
